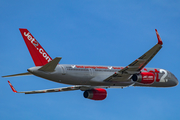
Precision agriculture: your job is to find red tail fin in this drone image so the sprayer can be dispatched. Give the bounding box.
[19,28,52,66]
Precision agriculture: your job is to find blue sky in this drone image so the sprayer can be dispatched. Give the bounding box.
[1,0,180,120]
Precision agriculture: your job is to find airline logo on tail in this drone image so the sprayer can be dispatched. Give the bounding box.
[24,31,51,62]
[19,29,52,66]
[24,32,39,48]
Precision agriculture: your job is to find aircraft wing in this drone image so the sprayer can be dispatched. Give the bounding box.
[8,81,102,94]
[8,81,81,94]
[104,29,163,82]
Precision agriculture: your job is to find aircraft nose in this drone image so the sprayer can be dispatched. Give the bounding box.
[169,72,178,87]
[173,77,178,86]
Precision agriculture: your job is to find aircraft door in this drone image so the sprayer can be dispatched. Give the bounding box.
[60,66,66,75]
[89,68,93,76]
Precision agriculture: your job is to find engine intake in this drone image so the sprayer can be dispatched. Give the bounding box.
[132,72,155,84]
[83,88,107,100]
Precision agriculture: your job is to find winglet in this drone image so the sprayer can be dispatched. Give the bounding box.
[155,29,163,45]
[8,81,17,93]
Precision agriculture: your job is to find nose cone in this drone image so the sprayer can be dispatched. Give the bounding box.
[170,78,178,87]
[169,72,178,87]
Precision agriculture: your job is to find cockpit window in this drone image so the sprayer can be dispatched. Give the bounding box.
[171,73,177,80]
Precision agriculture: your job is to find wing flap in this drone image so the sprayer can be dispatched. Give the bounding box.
[24,86,79,94]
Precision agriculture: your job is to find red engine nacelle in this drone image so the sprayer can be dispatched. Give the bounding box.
[83,88,107,100]
[131,72,155,84]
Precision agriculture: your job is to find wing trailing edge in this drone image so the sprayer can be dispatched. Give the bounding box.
[7,81,80,94]
[7,81,111,94]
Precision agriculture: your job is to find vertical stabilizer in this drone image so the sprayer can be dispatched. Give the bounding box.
[19,28,52,66]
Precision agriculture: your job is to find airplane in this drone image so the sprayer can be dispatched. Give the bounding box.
[3,28,178,101]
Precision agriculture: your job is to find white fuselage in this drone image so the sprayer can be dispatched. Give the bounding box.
[28,64,178,88]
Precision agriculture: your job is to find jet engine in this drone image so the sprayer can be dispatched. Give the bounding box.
[83,88,107,100]
[131,72,155,84]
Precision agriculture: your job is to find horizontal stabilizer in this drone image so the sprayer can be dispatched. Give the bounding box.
[2,72,32,78]
[38,57,62,72]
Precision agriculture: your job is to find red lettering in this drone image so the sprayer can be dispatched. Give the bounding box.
[113,67,121,69]
[96,67,102,69]
[149,70,154,73]
[154,69,159,73]
[76,66,84,68]
[85,66,96,69]
[102,67,108,69]
[148,69,160,82]
[154,69,160,82]
[92,66,96,69]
